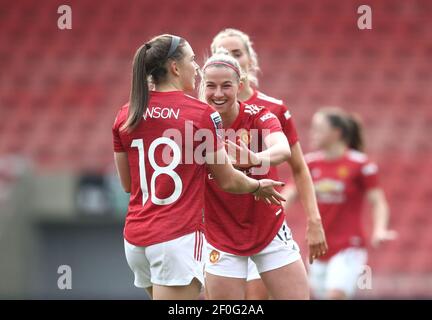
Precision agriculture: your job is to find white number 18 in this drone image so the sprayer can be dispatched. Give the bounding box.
[131,138,182,206]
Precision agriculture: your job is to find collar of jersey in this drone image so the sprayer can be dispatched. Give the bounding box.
[150,90,183,95]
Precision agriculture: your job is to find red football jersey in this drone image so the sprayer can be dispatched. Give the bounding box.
[305,150,379,260]
[112,91,222,247]
[244,90,299,146]
[204,102,286,256]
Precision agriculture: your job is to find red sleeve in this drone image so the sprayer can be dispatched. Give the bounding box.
[112,109,126,152]
[279,107,299,146]
[360,161,379,190]
[253,108,282,133]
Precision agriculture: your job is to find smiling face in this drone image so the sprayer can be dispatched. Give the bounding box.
[203,66,241,115]
[213,36,251,75]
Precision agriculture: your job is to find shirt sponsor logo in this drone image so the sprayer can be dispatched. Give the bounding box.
[314,179,346,203]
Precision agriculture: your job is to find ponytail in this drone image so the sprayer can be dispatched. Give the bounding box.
[122,44,150,132]
[346,114,364,152]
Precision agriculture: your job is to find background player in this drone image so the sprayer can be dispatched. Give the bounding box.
[210,28,327,299]
[201,50,309,300]
[282,107,397,299]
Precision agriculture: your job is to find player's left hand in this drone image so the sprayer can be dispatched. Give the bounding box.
[371,229,398,248]
[253,179,286,206]
[306,218,328,264]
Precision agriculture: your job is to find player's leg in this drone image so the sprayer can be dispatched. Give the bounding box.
[245,259,269,300]
[324,247,368,299]
[202,278,210,300]
[246,280,268,300]
[205,243,248,299]
[260,260,309,300]
[146,231,206,300]
[205,273,247,299]
[252,221,309,300]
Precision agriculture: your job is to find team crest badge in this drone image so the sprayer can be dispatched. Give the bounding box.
[337,166,349,178]
[209,250,220,264]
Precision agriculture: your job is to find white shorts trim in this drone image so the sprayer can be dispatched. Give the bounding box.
[124,231,205,288]
[308,247,368,299]
[205,221,301,279]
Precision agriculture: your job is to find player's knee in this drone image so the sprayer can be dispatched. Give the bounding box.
[246,279,270,300]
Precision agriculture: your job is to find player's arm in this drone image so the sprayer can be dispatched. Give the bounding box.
[257,131,291,166]
[284,143,327,263]
[367,188,397,247]
[114,152,131,193]
[206,148,285,205]
[226,131,290,168]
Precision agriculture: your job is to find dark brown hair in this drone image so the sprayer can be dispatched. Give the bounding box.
[320,107,365,151]
[121,34,186,132]
[345,113,364,151]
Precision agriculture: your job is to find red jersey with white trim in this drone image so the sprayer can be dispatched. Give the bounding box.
[244,90,299,146]
[204,102,286,256]
[305,149,379,260]
[112,91,222,247]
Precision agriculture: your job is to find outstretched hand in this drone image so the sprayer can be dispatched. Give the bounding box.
[253,179,286,206]
[371,229,398,248]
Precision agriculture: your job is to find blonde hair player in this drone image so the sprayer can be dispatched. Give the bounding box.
[211,28,328,299]
[112,34,285,300]
[201,49,309,300]
[283,107,397,299]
